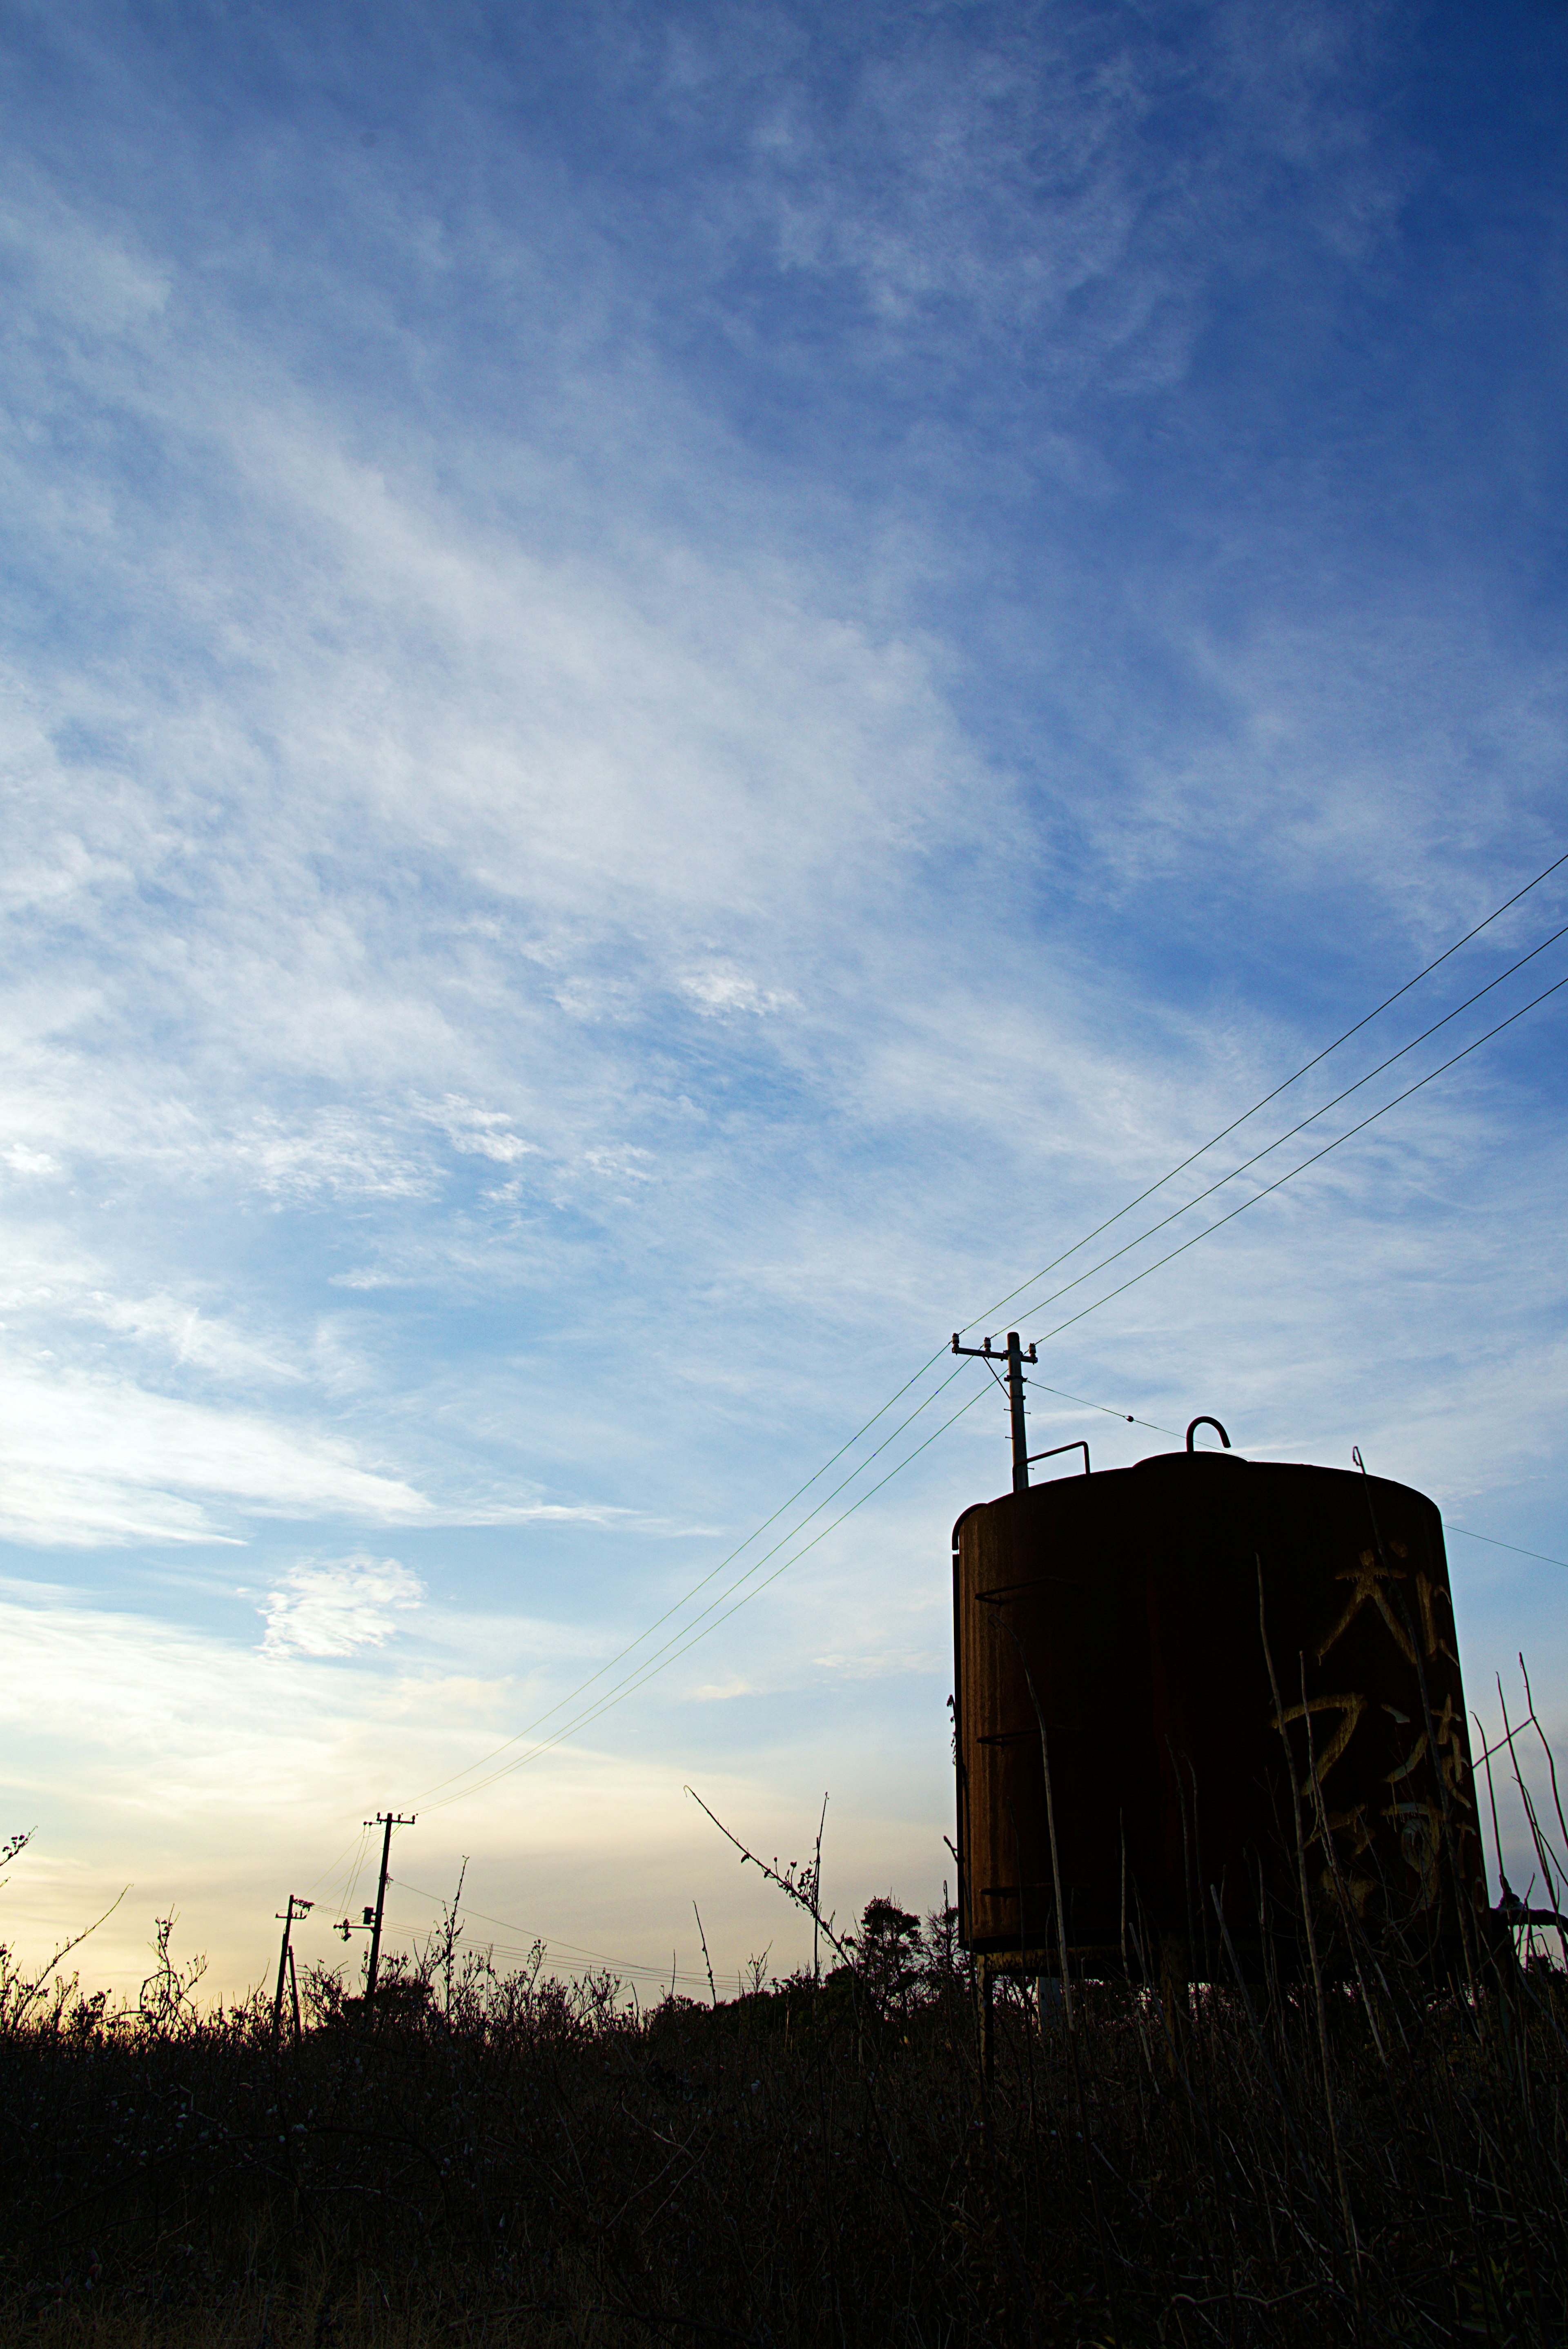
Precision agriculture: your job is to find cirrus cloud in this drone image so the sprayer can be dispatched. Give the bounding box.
[261,1554,425,1658]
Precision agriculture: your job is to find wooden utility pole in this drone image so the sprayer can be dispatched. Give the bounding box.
[951,1331,1038,1492]
[363,1813,415,2010]
[272,1894,312,2042]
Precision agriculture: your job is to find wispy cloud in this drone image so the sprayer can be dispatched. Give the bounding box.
[0,1361,433,1547]
[679,969,797,1018]
[261,1556,424,1658]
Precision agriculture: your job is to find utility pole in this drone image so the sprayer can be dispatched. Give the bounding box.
[363,1812,415,2010]
[951,1331,1037,1493]
[272,1894,313,2042]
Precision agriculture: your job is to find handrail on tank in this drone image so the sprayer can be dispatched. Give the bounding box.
[1027,1439,1090,1476]
[1185,1416,1231,1452]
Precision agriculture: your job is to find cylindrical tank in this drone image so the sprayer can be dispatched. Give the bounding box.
[952,1440,1486,1978]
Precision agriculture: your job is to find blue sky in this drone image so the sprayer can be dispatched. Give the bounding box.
[1,0,1565,1997]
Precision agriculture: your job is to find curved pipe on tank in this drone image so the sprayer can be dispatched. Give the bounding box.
[1186,1416,1231,1452]
[1027,1440,1090,1476]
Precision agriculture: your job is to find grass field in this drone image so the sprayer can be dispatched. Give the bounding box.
[2,1865,1564,2348]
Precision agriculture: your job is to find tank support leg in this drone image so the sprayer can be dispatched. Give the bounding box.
[978,1958,994,2086]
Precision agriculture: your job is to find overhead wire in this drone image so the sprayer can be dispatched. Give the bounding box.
[430,919,1566,1809]
[379,1921,703,1988]
[1022,965,1568,1349]
[412,1343,953,1800]
[388,1875,711,1987]
[304,1824,372,1912]
[340,1833,375,1917]
[424,1372,995,1807]
[437,962,1568,1803]
[992,1357,1178,1439]
[324,844,1567,1835]
[421,885,1568,1811]
[1023,1377,1175,1434]
[960,842,1568,1335]
[1446,1526,1568,1573]
[984,915,1568,1335]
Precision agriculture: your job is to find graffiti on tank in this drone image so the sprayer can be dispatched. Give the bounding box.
[1272,1539,1475,1917]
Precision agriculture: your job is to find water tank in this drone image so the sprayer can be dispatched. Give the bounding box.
[951,1434,1486,1978]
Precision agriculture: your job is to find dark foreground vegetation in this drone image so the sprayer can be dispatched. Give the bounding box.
[2,1883,1566,2349]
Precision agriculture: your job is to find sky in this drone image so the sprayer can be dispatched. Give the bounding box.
[1,0,1566,2004]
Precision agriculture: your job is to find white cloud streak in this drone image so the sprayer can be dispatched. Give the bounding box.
[0,1361,432,1547]
[261,1556,424,1657]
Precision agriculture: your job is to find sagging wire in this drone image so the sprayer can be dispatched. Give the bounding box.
[412,1343,956,1802]
[1447,1526,1568,1573]
[976,914,1568,1340]
[960,843,1568,1337]
[435,963,1568,1807]
[423,1374,995,1809]
[291,846,1566,1861]
[305,1823,371,1910]
[390,1876,710,1989]
[1024,966,1568,1353]
[423,934,1568,1815]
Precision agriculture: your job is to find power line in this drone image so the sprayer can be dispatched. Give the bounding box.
[938,1365,1565,1578]
[301,847,1566,1850]
[434,961,1568,1805]
[412,1346,956,1801]
[421,954,1568,1814]
[304,1824,372,1908]
[424,1375,995,1808]
[415,1356,971,1800]
[992,916,1568,1335]
[1026,965,1568,1349]
[379,1912,704,1986]
[421,1385,993,1804]
[1447,1525,1568,1573]
[416,858,1567,1811]
[960,843,1568,1335]
[383,1921,707,1989]
[389,1876,711,1987]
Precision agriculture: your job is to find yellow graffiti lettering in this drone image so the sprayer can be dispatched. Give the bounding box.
[1274,1691,1368,1794]
[1307,1801,1374,1859]
[1385,1696,1472,1811]
[1433,1694,1473,1803]
[1416,1572,1461,1667]
[1316,1549,1417,1665]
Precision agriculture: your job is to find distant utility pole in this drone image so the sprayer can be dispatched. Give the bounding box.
[272,1894,313,2043]
[363,1812,415,2010]
[951,1331,1037,1493]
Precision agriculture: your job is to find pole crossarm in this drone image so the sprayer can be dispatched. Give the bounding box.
[951,1331,1037,1493]
[949,1334,1038,1365]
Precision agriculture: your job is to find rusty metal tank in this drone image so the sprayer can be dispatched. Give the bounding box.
[952,1427,1486,1978]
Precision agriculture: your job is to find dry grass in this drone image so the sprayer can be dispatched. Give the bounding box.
[2,1887,1565,2349]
